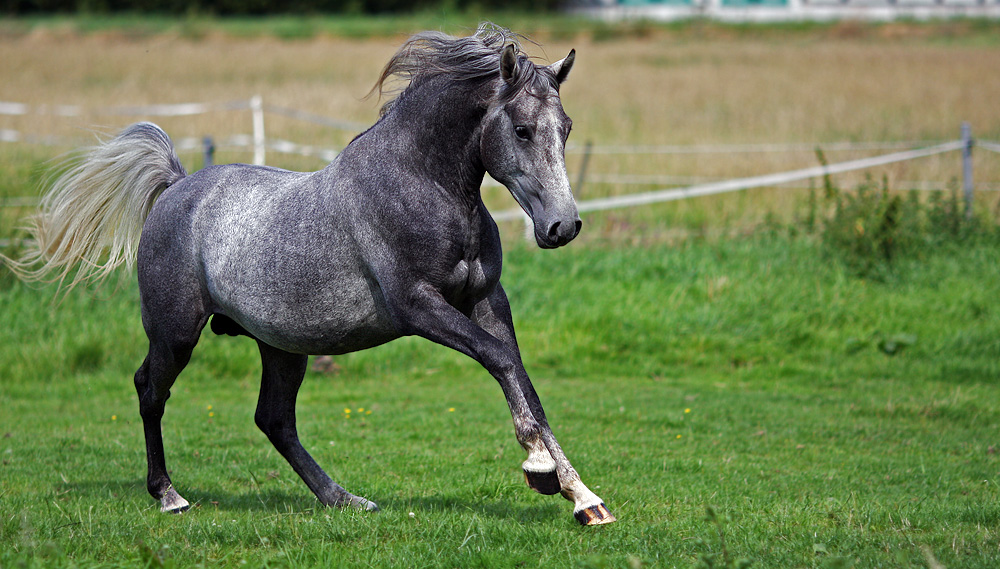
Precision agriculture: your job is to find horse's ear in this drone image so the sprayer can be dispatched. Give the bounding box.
[550,49,576,85]
[500,43,518,84]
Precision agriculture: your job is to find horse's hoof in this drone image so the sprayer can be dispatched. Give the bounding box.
[159,488,190,514]
[574,502,616,526]
[523,468,561,495]
[348,496,380,512]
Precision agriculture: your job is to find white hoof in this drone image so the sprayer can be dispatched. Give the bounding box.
[353,497,380,512]
[160,487,190,513]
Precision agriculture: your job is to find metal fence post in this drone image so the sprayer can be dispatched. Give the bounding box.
[962,121,974,220]
[202,136,215,169]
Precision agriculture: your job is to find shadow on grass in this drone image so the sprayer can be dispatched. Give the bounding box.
[63,477,315,512]
[65,478,564,522]
[384,493,564,523]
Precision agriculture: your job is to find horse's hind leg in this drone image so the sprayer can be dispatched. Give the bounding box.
[254,341,378,511]
[134,339,197,513]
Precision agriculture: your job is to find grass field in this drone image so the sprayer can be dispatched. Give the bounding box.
[2,15,1000,569]
[3,235,1000,568]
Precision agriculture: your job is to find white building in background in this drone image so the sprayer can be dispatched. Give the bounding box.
[571,0,1000,22]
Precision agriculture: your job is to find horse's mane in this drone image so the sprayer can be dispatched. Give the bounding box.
[371,23,558,117]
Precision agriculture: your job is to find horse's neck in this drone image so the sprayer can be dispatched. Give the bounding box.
[379,78,490,202]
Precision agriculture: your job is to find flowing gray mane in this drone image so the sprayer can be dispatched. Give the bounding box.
[372,23,559,116]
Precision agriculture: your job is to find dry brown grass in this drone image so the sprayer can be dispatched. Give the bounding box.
[2,25,999,242]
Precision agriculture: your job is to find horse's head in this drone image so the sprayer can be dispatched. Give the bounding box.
[482,45,580,249]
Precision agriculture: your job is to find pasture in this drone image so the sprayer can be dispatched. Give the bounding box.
[2,16,1000,568]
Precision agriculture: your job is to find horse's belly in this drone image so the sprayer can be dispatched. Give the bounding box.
[253,313,399,356]
[206,259,399,355]
[227,290,399,356]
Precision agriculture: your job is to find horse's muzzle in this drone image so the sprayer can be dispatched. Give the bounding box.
[536,216,582,249]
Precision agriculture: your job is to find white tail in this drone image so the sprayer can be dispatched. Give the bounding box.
[2,122,187,289]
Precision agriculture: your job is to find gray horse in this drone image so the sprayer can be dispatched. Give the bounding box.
[7,24,614,525]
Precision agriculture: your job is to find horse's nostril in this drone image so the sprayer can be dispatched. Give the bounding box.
[546,219,581,243]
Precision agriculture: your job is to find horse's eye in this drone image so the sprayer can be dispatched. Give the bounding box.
[514,125,532,141]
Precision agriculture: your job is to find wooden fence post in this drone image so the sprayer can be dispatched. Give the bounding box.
[251,95,266,166]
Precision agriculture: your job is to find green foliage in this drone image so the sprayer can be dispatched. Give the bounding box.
[820,175,912,279]
[812,170,998,281]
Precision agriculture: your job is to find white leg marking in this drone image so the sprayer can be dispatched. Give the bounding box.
[564,479,604,514]
[159,487,190,513]
[521,439,557,473]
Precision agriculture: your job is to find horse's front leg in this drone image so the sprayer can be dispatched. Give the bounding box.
[470,285,615,526]
[399,284,614,525]
[470,285,558,493]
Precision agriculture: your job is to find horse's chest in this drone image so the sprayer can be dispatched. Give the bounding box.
[444,256,496,306]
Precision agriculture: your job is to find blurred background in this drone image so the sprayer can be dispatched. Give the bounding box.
[3,4,1000,252]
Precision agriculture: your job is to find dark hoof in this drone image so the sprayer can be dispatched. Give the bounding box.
[523,468,561,495]
[574,503,617,526]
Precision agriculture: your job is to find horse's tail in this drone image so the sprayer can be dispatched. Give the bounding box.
[3,122,187,289]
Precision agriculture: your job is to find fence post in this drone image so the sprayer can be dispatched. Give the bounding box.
[202,136,215,169]
[251,95,265,166]
[575,140,593,197]
[962,121,973,220]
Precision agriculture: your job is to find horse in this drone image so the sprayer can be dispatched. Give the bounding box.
[6,24,615,526]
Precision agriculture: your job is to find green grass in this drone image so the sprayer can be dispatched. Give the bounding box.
[2,233,999,568]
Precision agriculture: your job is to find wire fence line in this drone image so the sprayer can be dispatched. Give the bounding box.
[492,140,973,222]
[563,140,957,155]
[2,96,998,220]
[0,99,251,118]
